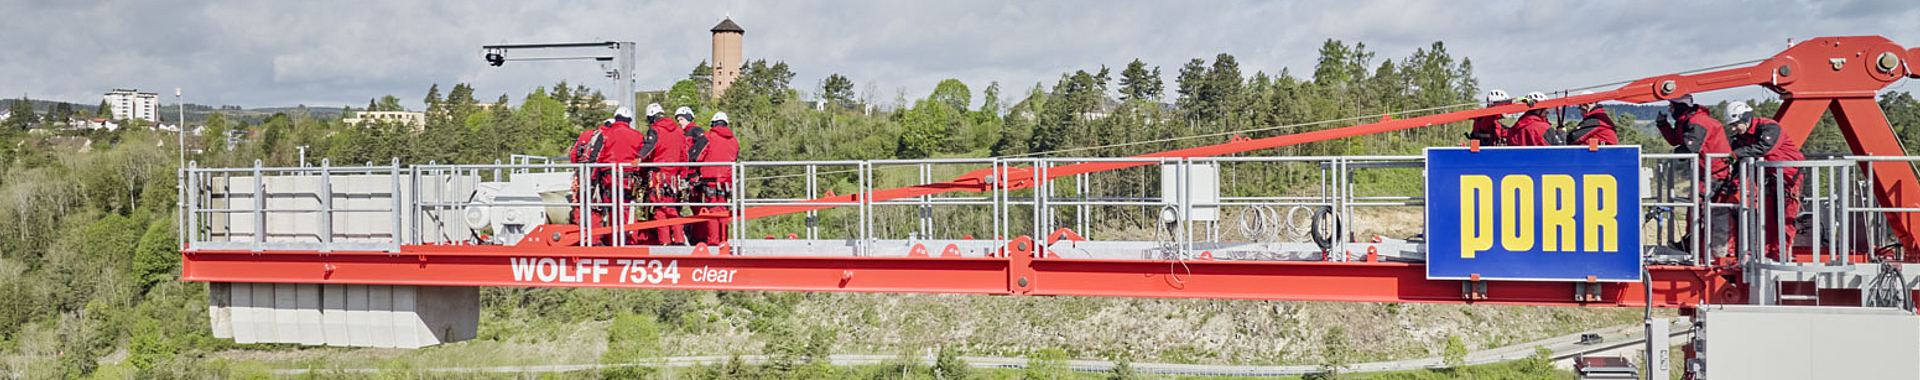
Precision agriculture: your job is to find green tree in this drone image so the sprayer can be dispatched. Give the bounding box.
[600,312,661,378]
[1118,58,1164,101]
[1443,335,1468,369]
[690,60,714,99]
[667,80,703,113]
[6,97,34,129]
[979,81,1003,117]
[1021,349,1070,380]
[48,102,72,124]
[1107,355,1141,380]
[719,59,797,108]
[897,79,981,157]
[423,83,443,115]
[930,79,972,111]
[1175,58,1208,125]
[820,73,856,109]
[1031,69,1108,154]
[934,345,971,380]
[517,86,571,156]
[132,219,177,292]
[1307,327,1353,380]
[375,95,404,112]
[1313,39,1375,89]
[1881,91,1920,154]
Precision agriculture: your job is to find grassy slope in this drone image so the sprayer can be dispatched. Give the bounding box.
[208,292,1643,371]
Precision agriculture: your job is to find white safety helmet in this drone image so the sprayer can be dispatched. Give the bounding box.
[1486,89,1510,104]
[1524,92,1549,102]
[645,103,665,117]
[675,106,695,120]
[602,118,615,127]
[614,107,633,120]
[711,111,730,125]
[1724,101,1753,125]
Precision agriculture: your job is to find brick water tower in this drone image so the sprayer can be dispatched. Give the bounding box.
[710,17,744,98]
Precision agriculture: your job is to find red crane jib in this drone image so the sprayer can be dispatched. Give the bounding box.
[531,36,1920,251]
[181,36,1920,310]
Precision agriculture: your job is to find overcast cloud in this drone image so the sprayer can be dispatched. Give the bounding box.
[2,0,1917,110]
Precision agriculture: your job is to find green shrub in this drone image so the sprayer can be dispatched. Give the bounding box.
[1442,335,1468,369]
[935,345,971,380]
[602,312,662,364]
[1021,348,1070,380]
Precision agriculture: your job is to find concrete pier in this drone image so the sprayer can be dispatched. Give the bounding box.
[208,282,477,348]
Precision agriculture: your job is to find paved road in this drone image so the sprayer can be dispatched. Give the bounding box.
[271,320,1690,377]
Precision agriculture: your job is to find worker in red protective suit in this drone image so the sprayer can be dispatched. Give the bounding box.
[1503,92,1555,146]
[591,107,646,244]
[1658,94,1736,256]
[636,105,694,245]
[1567,91,1619,146]
[687,111,740,245]
[1723,101,1804,259]
[568,119,612,225]
[1467,89,1512,146]
[1657,94,1734,178]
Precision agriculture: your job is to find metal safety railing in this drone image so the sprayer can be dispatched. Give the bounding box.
[181,152,1765,264]
[1730,155,1920,306]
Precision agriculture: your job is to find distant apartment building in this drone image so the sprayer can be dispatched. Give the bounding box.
[343,111,426,129]
[103,89,160,122]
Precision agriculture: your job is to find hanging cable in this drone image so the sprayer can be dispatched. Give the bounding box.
[737,57,1775,185]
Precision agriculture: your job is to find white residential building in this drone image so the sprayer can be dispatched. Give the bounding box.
[103,89,160,122]
[343,111,426,129]
[75,118,120,132]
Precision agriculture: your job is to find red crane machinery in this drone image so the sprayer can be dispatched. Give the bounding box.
[180,35,1920,377]
[181,35,1920,309]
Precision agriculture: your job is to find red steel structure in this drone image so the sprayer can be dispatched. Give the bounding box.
[182,36,1920,310]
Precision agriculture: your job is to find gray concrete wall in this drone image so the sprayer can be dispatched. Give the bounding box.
[212,282,479,348]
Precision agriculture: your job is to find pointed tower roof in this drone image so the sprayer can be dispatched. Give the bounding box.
[711,18,744,34]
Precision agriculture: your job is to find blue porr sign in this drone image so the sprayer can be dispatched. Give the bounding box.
[1425,146,1642,282]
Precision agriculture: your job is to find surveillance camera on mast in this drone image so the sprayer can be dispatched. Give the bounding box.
[478,41,638,107]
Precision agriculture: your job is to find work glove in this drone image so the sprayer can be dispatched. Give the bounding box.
[1655,112,1671,129]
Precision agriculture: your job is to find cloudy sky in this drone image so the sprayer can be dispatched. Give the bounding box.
[2,0,1917,110]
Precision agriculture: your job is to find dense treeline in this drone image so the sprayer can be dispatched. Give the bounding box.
[8,38,1920,379]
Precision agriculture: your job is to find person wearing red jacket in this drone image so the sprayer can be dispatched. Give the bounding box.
[1724,101,1804,258]
[1657,94,1733,179]
[1467,90,1511,146]
[1568,96,1619,146]
[568,119,611,225]
[590,107,647,244]
[1657,95,1736,256]
[687,112,740,245]
[636,106,694,245]
[1503,92,1554,146]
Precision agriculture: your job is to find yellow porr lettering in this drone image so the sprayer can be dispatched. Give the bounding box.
[1583,174,1619,252]
[1459,175,1494,258]
[1540,175,1576,252]
[1499,175,1534,252]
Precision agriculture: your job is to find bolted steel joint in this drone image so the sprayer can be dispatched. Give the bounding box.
[1659,80,1677,95]
[1776,65,1792,78]
[1878,52,1901,73]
